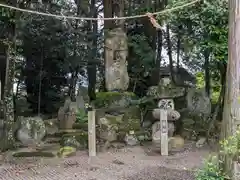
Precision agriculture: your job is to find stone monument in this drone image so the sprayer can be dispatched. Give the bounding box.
[105,28,129,91]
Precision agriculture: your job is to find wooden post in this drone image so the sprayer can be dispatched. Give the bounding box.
[88,109,96,157]
[160,109,168,156]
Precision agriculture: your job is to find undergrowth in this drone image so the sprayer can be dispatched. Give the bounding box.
[195,127,240,180]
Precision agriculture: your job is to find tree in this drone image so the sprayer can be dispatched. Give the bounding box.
[0,0,18,150]
[221,0,240,178]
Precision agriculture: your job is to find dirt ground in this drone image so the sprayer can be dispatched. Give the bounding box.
[0,141,211,180]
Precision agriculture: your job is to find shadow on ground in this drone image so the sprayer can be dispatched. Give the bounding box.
[125,166,195,180]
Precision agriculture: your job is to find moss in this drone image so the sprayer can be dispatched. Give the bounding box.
[118,118,141,133]
[72,123,88,130]
[57,146,76,157]
[13,151,55,157]
[93,91,137,108]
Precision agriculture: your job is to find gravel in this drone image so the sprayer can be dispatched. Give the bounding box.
[0,143,211,180]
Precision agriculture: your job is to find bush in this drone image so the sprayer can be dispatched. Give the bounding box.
[195,127,240,180]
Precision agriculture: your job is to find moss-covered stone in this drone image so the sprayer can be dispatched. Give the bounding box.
[72,122,88,130]
[93,91,137,108]
[13,151,55,157]
[60,130,88,149]
[98,114,123,142]
[57,146,76,158]
[147,82,185,99]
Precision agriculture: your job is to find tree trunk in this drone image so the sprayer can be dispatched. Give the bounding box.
[176,26,181,69]
[0,43,7,100]
[2,44,16,149]
[87,0,97,101]
[0,0,18,151]
[103,0,113,29]
[204,50,210,97]
[221,0,240,178]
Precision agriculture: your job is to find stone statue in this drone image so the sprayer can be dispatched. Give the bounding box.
[58,96,77,129]
[186,88,211,115]
[105,28,129,91]
[16,116,46,149]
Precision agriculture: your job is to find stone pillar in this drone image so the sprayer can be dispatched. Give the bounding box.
[105,28,129,91]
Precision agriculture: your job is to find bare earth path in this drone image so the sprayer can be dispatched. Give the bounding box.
[0,143,211,180]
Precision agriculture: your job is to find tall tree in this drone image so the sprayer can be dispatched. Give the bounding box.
[1,0,18,150]
[87,0,98,101]
[221,0,240,178]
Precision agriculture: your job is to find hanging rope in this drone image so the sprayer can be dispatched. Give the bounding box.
[0,0,200,21]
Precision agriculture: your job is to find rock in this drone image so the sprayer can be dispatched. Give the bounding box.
[142,120,152,128]
[58,146,77,158]
[57,106,65,122]
[168,122,175,137]
[152,109,181,121]
[98,114,124,142]
[196,137,206,148]
[93,91,136,109]
[61,136,80,148]
[16,116,46,147]
[44,119,58,135]
[59,109,76,129]
[152,121,175,140]
[168,136,185,150]
[77,86,89,103]
[186,88,211,115]
[147,82,185,99]
[58,98,77,129]
[61,131,88,149]
[124,131,139,146]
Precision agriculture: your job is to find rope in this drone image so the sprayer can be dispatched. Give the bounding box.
[0,0,200,21]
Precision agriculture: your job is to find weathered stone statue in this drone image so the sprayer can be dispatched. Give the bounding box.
[105,28,129,91]
[16,116,46,148]
[58,96,77,129]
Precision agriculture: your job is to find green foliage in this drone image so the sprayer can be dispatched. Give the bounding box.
[195,155,225,180]
[195,71,220,103]
[195,127,240,180]
[196,72,205,89]
[128,34,155,69]
[161,0,228,104]
[76,109,88,124]
[220,129,240,159]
